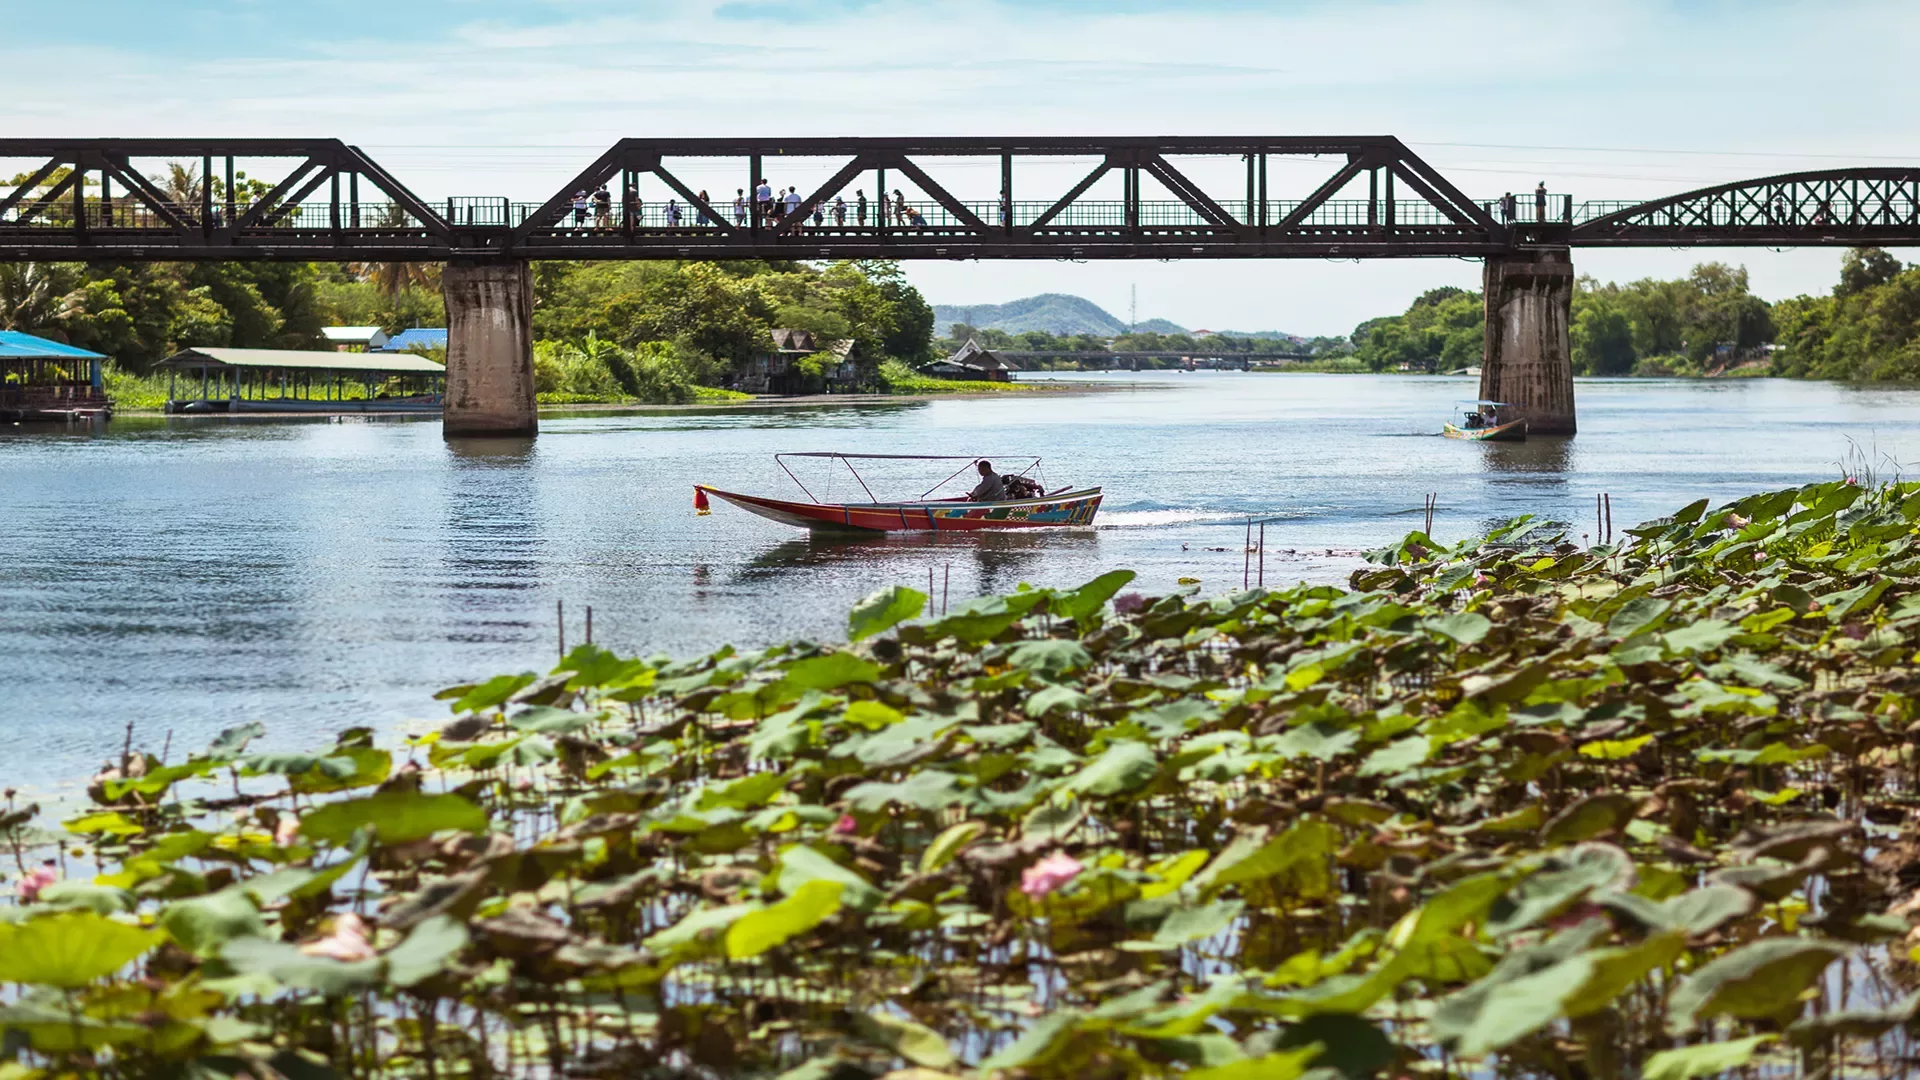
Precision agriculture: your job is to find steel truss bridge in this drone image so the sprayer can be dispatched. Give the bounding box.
[3,137,1918,263]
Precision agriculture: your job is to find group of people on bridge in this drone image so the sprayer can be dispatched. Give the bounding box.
[566,181,988,232]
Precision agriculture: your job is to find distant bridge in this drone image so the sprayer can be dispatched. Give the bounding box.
[4,136,1908,437]
[995,351,1316,367]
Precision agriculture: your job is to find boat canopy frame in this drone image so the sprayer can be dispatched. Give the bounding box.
[772,452,1043,504]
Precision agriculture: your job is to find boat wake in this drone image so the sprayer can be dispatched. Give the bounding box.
[1097,507,1323,529]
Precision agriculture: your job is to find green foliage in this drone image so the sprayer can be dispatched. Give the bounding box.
[532,259,935,386]
[12,479,1920,1077]
[877,357,1033,394]
[1775,248,1920,380]
[1350,286,1484,372]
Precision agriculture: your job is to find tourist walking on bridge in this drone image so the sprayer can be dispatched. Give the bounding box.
[696,190,711,227]
[784,187,803,232]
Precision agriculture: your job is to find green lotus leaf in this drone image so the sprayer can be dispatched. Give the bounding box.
[298,791,489,847]
[0,913,160,987]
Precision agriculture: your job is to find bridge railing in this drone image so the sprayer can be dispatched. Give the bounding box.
[1475,193,1571,224]
[502,198,1489,232]
[0,195,1509,235]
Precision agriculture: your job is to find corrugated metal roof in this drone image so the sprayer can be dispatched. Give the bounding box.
[160,347,445,374]
[321,326,387,342]
[0,331,107,361]
[380,328,448,352]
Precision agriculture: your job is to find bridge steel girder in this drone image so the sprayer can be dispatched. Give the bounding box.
[0,138,453,261]
[0,135,1516,262]
[7,139,1919,261]
[1572,167,1920,247]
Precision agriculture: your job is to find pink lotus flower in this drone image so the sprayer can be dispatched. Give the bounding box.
[274,814,300,847]
[16,862,57,903]
[300,912,375,962]
[1020,851,1083,899]
[831,814,858,836]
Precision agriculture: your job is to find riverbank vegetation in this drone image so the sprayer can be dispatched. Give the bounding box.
[1,258,939,402]
[1352,249,1920,381]
[7,478,1920,1077]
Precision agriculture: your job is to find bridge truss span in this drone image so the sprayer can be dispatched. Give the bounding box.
[0,136,1517,261]
[1572,167,1920,247]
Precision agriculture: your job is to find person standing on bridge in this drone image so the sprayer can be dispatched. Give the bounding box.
[734,189,748,227]
[1500,192,1515,223]
[592,185,612,229]
[783,187,803,232]
[1534,182,1547,223]
[999,188,1011,228]
[627,188,642,229]
[893,189,908,226]
[755,178,773,225]
[856,190,868,225]
[666,199,682,227]
[696,190,711,227]
[833,195,847,226]
[571,190,589,227]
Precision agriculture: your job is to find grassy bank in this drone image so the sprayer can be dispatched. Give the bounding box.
[7,479,1920,1077]
[879,358,1037,394]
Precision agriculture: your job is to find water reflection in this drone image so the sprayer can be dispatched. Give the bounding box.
[1480,436,1573,477]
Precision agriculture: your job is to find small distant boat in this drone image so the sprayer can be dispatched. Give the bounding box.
[696,453,1102,533]
[1443,399,1527,441]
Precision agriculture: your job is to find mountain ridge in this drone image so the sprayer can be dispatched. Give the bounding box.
[931,293,1296,340]
[932,294,1181,337]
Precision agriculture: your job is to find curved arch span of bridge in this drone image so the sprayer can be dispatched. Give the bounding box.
[3,138,1911,436]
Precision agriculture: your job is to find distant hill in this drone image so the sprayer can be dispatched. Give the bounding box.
[932,294,1186,337]
[1212,329,1304,342]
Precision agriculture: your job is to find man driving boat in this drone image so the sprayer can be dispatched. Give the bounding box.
[968,460,1006,502]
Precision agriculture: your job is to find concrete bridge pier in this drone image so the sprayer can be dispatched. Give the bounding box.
[442,260,537,438]
[1480,248,1576,435]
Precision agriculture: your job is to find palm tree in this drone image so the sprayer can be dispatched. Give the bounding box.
[157,162,204,208]
[349,203,441,298]
[0,263,85,332]
[350,260,440,299]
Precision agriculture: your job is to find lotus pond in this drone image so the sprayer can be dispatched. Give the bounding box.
[9,477,1920,1079]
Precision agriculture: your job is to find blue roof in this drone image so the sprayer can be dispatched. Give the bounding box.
[380,328,447,352]
[0,331,106,361]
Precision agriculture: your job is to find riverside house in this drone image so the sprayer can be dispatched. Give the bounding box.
[739,329,858,395]
[0,331,112,421]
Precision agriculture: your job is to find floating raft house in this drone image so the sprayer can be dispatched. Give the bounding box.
[0,331,112,421]
[158,347,446,414]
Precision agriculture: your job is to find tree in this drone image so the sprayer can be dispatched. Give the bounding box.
[1571,295,1635,375]
[1837,247,1902,298]
[0,263,85,333]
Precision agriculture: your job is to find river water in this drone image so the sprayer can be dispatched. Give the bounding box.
[3,372,1915,791]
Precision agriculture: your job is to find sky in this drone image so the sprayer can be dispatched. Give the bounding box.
[6,0,1917,336]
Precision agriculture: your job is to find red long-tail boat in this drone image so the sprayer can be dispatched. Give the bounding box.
[695,453,1102,533]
